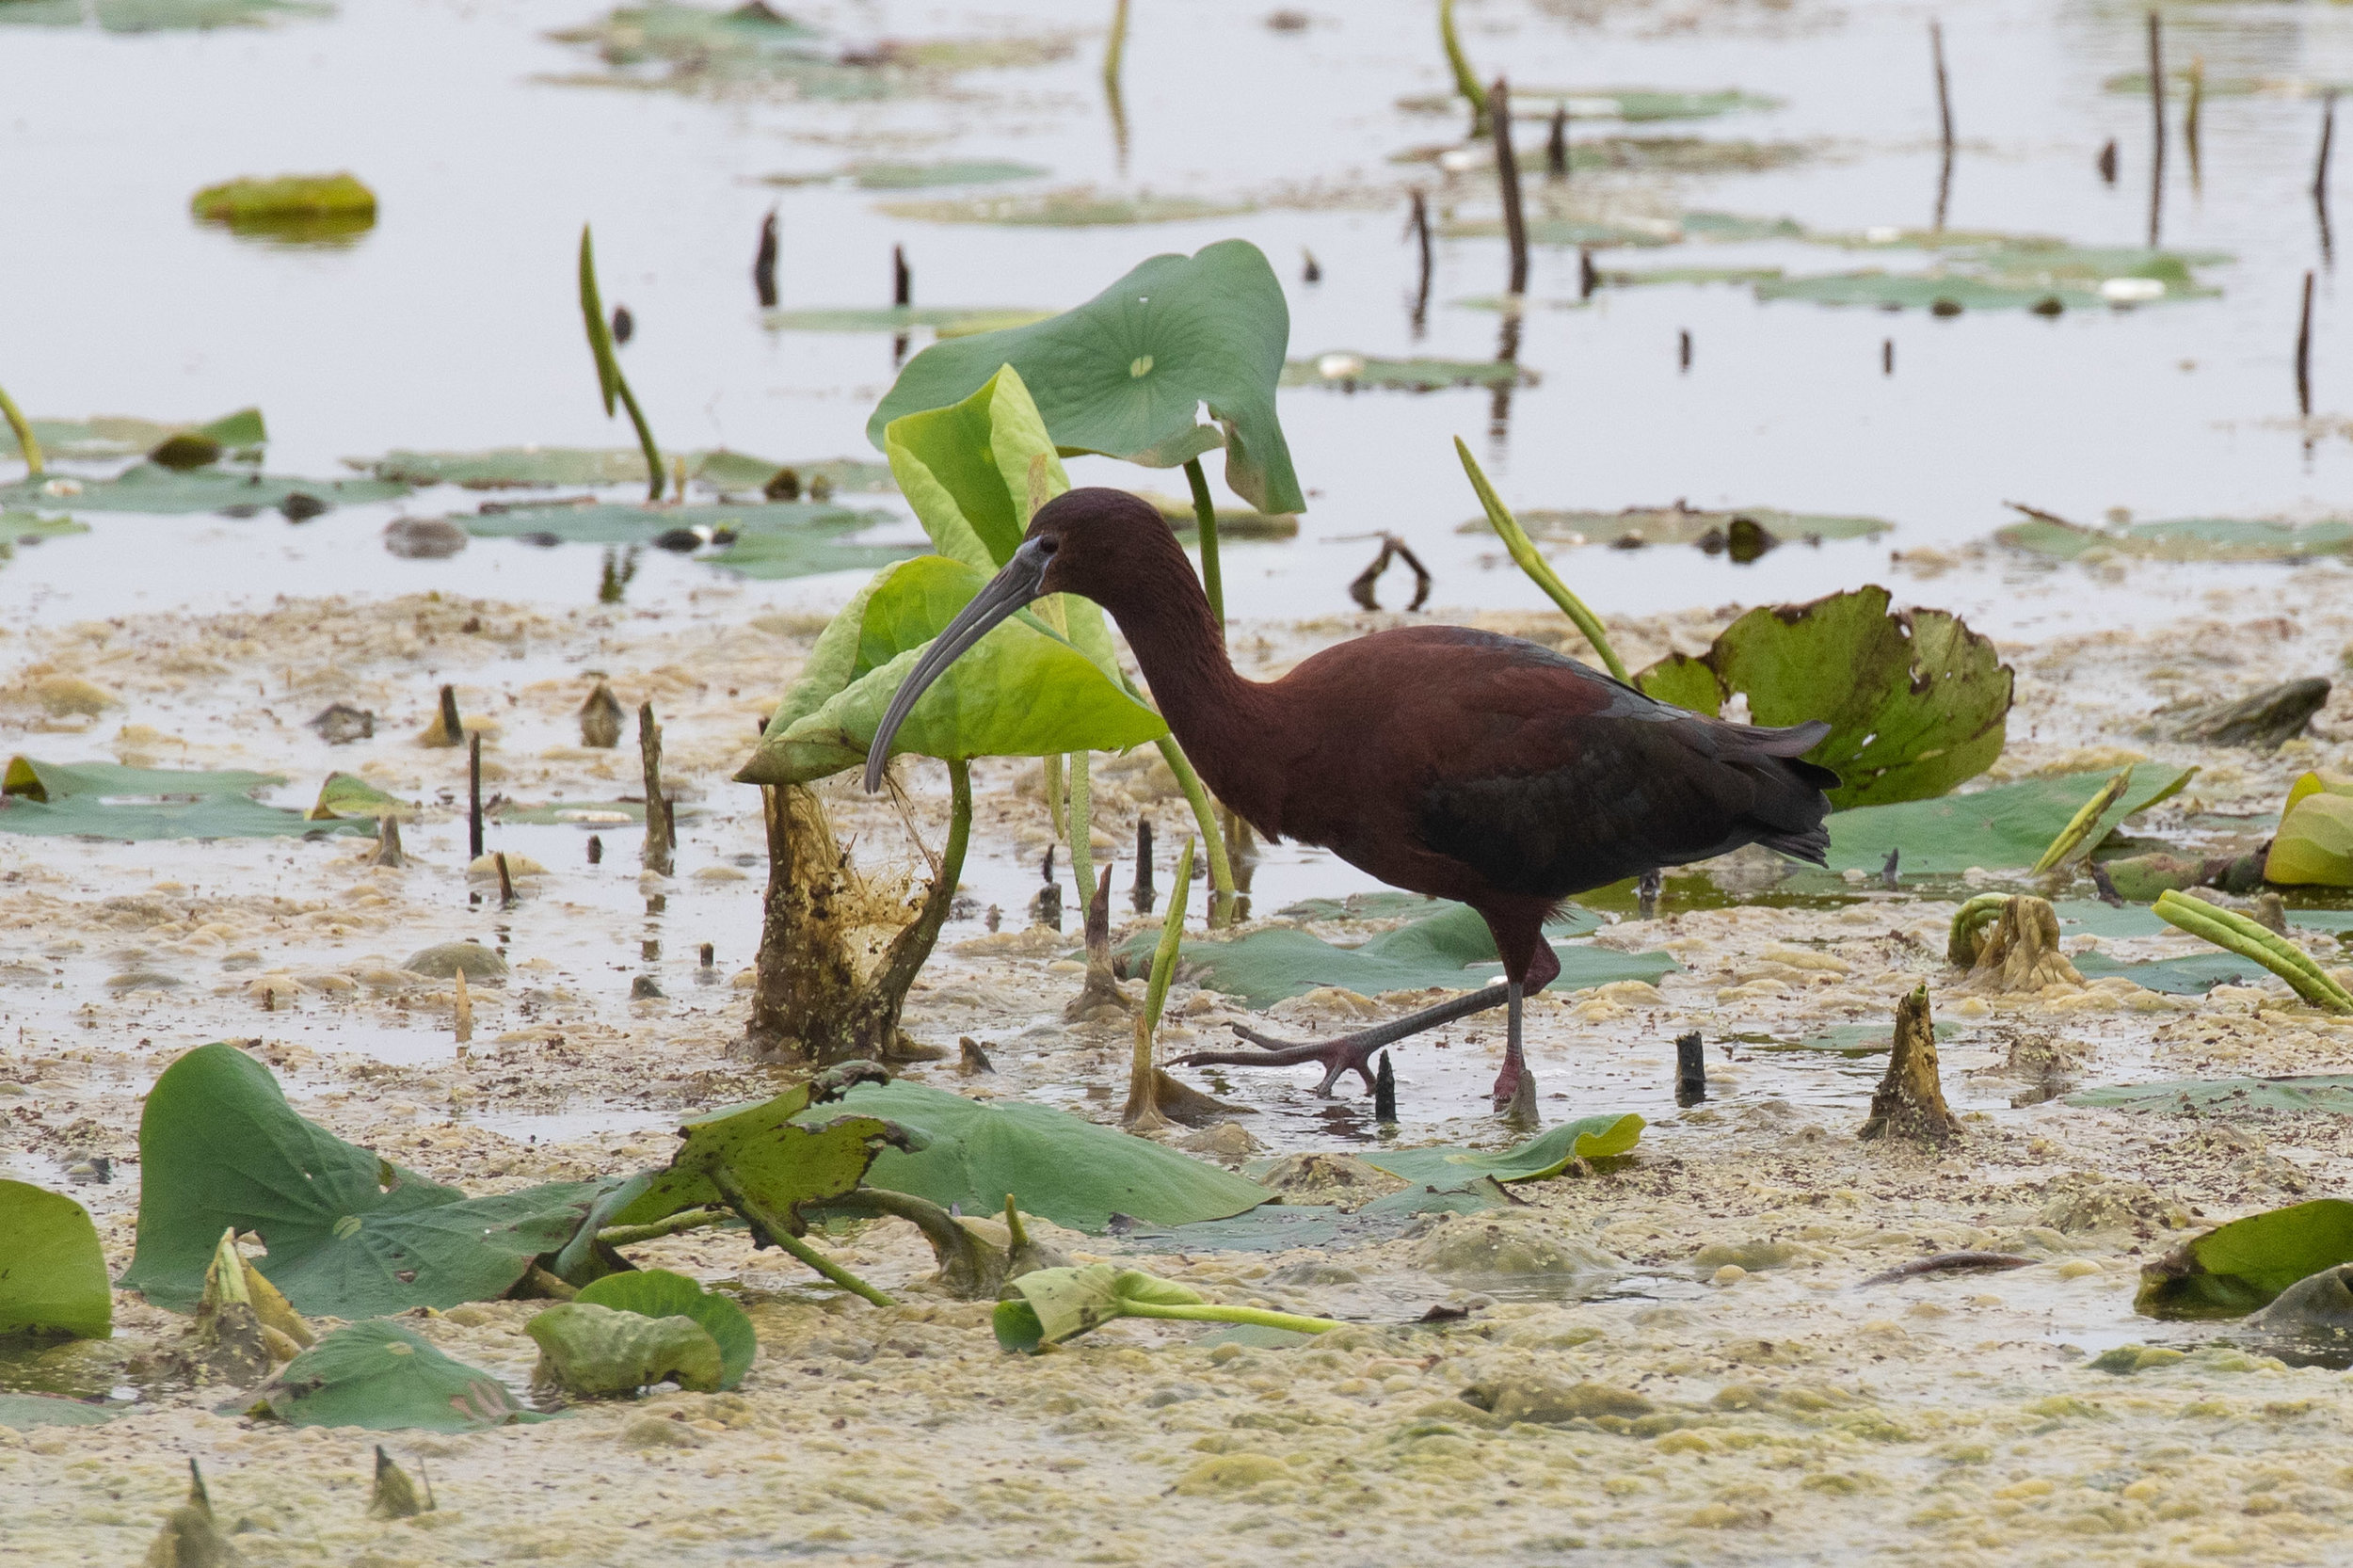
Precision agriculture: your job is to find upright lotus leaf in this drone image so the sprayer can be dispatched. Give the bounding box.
[0,1179,112,1340]
[2137,1199,2353,1319]
[868,240,1306,515]
[121,1043,616,1316]
[735,555,1167,786]
[2267,792,2353,887]
[1359,1114,1647,1189]
[252,1320,552,1432]
[602,1074,908,1233]
[792,1080,1268,1233]
[526,1303,724,1396]
[1635,586,2011,808]
[573,1269,756,1389]
[1821,764,2192,876]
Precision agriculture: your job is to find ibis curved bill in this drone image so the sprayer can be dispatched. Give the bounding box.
[860,538,1053,793]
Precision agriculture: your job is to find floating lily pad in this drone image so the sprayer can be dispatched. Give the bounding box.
[1128,490,1298,539]
[1112,901,1668,1011]
[0,512,89,556]
[760,306,1053,336]
[0,1394,123,1429]
[547,4,1068,104]
[795,1080,1271,1234]
[1636,585,2010,810]
[877,190,1252,226]
[871,241,1304,513]
[120,1042,616,1317]
[1398,87,1781,121]
[1360,1114,1646,1187]
[252,1319,552,1432]
[10,408,264,462]
[0,1180,111,1340]
[1439,216,1681,248]
[191,172,376,246]
[1819,764,2193,877]
[573,1270,755,1390]
[848,159,1048,188]
[1598,265,1785,288]
[1482,504,1888,550]
[2070,1076,2353,1116]
[2136,1199,2353,1319]
[2071,951,2266,995]
[526,1302,722,1395]
[361,447,872,492]
[0,0,328,33]
[0,464,406,516]
[465,500,912,580]
[1282,354,1536,392]
[1760,243,2226,314]
[2105,72,2353,99]
[0,757,369,841]
[1996,513,2353,563]
[491,799,646,825]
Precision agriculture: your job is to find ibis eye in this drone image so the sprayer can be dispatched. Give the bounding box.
[1036,536,1059,555]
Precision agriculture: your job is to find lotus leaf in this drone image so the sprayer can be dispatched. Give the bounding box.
[2136,1199,2353,1319]
[1819,764,2193,876]
[1359,1113,1647,1188]
[792,1080,1268,1233]
[1440,216,1680,248]
[602,1076,906,1234]
[1758,248,2222,312]
[550,4,1068,102]
[1110,902,1666,1011]
[2265,793,2353,887]
[1633,586,2010,809]
[735,557,1167,785]
[1480,504,1889,549]
[573,1269,755,1389]
[1397,87,1781,121]
[362,448,882,491]
[2105,72,2349,99]
[307,772,409,821]
[0,1180,112,1340]
[2070,950,2265,995]
[490,798,645,825]
[526,1303,723,1395]
[253,1320,551,1432]
[0,757,370,841]
[1997,513,2353,563]
[0,1393,123,1429]
[0,0,328,33]
[0,510,91,549]
[870,241,1304,515]
[120,1042,616,1316]
[0,464,406,516]
[993,1263,1337,1352]
[878,191,1252,226]
[2069,1076,2353,1115]
[192,173,376,244]
[465,500,912,581]
[1283,355,1537,392]
[9,408,264,462]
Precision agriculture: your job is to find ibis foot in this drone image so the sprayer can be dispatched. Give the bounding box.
[1175,984,1514,1098]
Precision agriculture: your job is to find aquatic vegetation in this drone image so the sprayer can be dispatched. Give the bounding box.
[760,305,1052,335]
[0,464,405,516]
[0,758,374,840]
[2137,1199,2353,1319]
[1284,353,1537,392]
[190,173,375,245]
[876,188,1252,226]
[578,226,663,501]
[1998,509,2353,562]
[0,0,328,34]
[1479,502,1890,552]
[994,1264,1340,1352]
[362,446,882,491]
[250,1320,552,1432]
[1457,440,1627,680]
[1358,1114,1647,1186]
[2153,889,2353,1012]
[1820,764,2192,877]
[2268,773,2353,885]
[8,407,263,464]
[526,1303,724,1396]
[0,1180,110,1341]
[1635,585,2012,809]
[1397,87,1782,122]
[467,498,915,582]
[573,1270,755,1390]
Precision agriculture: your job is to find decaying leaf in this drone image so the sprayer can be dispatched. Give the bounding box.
[573,1269,756,1389]
[526,1302,724,1396]
[251,1320,552,1432]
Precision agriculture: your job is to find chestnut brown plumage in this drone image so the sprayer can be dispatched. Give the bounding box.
[864,488,1838,1118]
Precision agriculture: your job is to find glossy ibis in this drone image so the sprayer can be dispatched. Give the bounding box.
[864,488,1839,1118]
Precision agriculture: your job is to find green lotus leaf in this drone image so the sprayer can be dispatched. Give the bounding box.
[603,1079,905,1234]
[0,1394,123,1428]
[0,0,328,35]
[795,1080,1268,1234]
[2068,1076,2353,1115]
[1820,764,2193,876]
[2265,793,2353,887]
[1478,504,1889,549]
[120,1042,616,1316]
[0,757,370,841]
[253,1320,552,1432]
[2137,1200,2353,1320]
[1635,585,2012,809]
[8,408,264,462]
[525,1303,723,1396]
[735,554,1167,786]
[1000,1264,1206,1351]
[0,465,405,516]
[877,191,1252,227]
[1997,513,2353,563]
[307,772,409,821]
[1282,354,1536,392]
[574,1269,756,1390]
[869,240,1304,514]
[1358,1114,1647,1189]
[360,448,887,492]
[0,1180,112,1340]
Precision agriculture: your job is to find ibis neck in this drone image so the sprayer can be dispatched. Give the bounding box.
[1080,552,1283,827]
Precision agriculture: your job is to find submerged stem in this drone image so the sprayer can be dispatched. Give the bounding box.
[1183,456,1225,638]
[710,1167,894,1307]
[0,379,41,477]
[1454,438,1628,681]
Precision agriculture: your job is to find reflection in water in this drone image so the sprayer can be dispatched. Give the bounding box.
[1488,311,1522,448]
[597,545,639,604]
[1103,0,1130,174]
[1405,190,1433,337]
[2147,13,2167,249]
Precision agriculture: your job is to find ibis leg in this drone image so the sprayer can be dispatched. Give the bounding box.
[1176,983,1511,1096]
[1493,982,1538,1121]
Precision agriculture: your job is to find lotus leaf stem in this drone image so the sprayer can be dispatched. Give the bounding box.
[1126,835,1195,1128]
[1454,438,1628,681]
[579,225,664,503]
[0,379,40,477]
[1149,731,1237,917]
[1184,456,1225,636]
[1947,892,2010,967]
[1116,1302,1340,1335]
[1439,0,1488,135]
[709,1167,896,1307]
[1043,752,1066,840]
[2154,889,2353,1013]
[598,1205,731,1249]
[2032,766,2132,873]
[1068,750,1095,917]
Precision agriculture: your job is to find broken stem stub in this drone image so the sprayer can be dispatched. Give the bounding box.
[1858,984,1961,1143]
